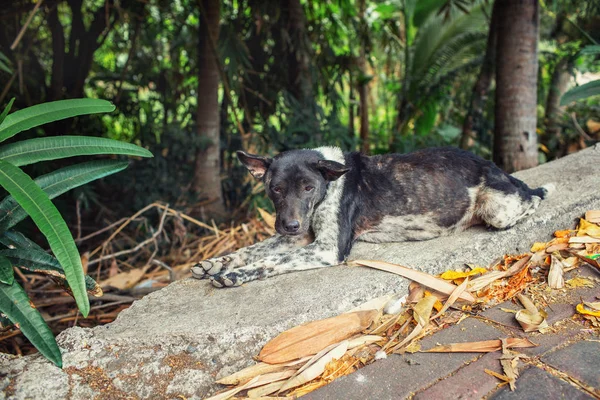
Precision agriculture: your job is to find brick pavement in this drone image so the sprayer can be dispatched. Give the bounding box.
[306,264,600,400]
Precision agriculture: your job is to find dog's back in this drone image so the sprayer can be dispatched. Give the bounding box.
[337,147,551,257]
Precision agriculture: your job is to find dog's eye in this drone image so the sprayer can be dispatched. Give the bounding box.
[304,185,314,192]
[272,186,281,193]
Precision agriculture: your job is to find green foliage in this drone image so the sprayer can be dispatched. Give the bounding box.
[0,280,62,367]
[561,80,600,105]
[0,98,152,366]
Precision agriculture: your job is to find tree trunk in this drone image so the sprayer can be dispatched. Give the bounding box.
[544,57,571,158]
[348,72,355,144]
[285,0,312,103]
[357,0,370,154]
[460,1,499,151]
[47,5,65,101]
[194,0,225,217]
[493,0,540,172]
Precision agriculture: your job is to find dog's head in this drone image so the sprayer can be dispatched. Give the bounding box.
[237,149,349,236]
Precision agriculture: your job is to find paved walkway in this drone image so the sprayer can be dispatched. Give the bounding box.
[306,263,600,400]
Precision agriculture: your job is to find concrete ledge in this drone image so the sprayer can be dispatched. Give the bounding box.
[1,145,600,399]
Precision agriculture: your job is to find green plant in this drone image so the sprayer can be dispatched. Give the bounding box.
[0,98,153,367]
[560,45,600,105]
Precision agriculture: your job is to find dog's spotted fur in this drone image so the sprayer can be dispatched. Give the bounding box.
[192,147,553,287]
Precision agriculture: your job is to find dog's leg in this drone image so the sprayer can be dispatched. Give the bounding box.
[191,234,311,279]
[208,241,338,287]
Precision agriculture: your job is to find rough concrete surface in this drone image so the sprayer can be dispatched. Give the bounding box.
[1,145,600,399]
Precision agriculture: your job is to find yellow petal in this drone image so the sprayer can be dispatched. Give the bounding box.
[578,219,600,239]
[440,267,488,280]
[530,242,547,252]
[576,303,600,317]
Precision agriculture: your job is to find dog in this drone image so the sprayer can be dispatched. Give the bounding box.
[191,146,553,287]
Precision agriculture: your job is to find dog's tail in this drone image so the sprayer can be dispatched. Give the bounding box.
[531,183,556,200]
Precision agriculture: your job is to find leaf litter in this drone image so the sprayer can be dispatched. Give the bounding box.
[210,211,600,398]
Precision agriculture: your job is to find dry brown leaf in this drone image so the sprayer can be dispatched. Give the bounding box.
[258,310,377,364]
[548,255,565,289]
[204,375,261,400]
[499,338,527,391]
[99,265,150,290]
[577,218,600,238]
[485,369,511,383]
[216,363,288,385]
[567,250,600,271]
[569,236,600,244]
[431,277,469,320]
[585,210,600,224]
[425,337,537,353]
[346,294,392,313]
[515,294,549,333]
[247,380,285,398]
[278,340,349,393]
[353,260,475,303]
[565,277,594,288]
[347,335,384,349]
[407,281,425,303]
[469,255,531,292]
[392,295,437,352]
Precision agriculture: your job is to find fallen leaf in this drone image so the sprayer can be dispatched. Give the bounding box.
[347,335,384,349]
[577,218,600,239]
[353,260,475,303]
[499,339,523,391]
[548,255,565,289]
[554,230,574,238]
[485,369,511,384]
[530,242,547,252]
[346,294,392,313]
[439,267,487,280]
[425,337,537,353]
[258,310,377,364]
[204,375,261,400]
[469,255,531,292]
[247,380,285,398]
[576,302,600,317]
[515,294,549,333]
[407,281,425,303]
[569,236,600,244]
[392,295,437,352]
[99,265,150,290]
[278,340,348,393]
[585,210,600,224]
[216,363,288,385]
[431,277,469,320]
[565,277,595,288]
[567,250,600,271]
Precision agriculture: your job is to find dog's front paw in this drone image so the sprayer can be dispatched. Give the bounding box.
[191,256,233,279]
[209,271,245,288]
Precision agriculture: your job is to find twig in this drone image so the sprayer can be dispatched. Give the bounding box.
[10,0,44,50]
[151,259,175,282]
[89,203,158,257]
[88,205,169,266]
[570,112,592,141]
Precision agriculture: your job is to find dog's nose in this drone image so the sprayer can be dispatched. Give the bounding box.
[285,220,300,233]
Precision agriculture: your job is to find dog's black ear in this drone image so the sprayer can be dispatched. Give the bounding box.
[237,150,272,180]
[316,160,350,182]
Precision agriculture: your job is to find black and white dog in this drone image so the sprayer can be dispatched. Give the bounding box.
[192,147,553,287]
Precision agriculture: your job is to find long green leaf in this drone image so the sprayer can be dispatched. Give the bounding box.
[0,99,115,143]
[0,230,45,252]
[0,98,14,126]
[0,282,62,367]
[0,255,13,285]
[0,249,101,295]
[0,280,62,366]
[560,80,600,105]
[0,160,89,317]
[0,160,129,231]
[0,136,152,166]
